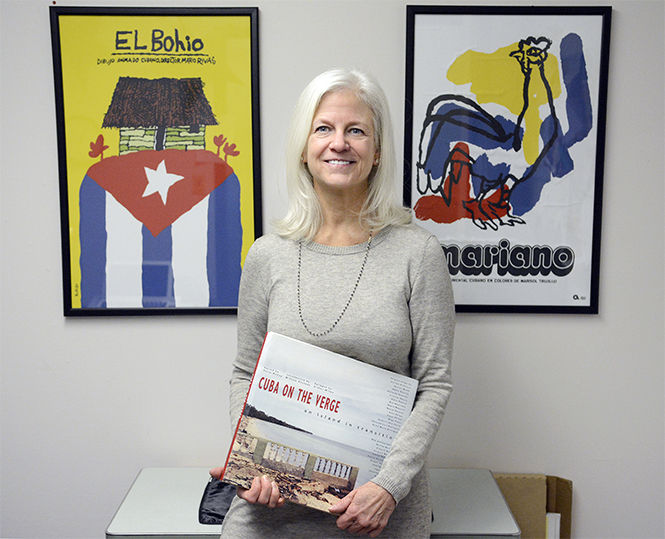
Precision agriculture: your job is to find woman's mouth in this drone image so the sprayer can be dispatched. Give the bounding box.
[326,159,354,166]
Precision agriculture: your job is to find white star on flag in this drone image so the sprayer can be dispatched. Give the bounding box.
[142,160,185,204]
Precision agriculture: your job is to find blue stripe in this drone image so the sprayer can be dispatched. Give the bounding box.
[561,33,593,147]
[142,225,175,308]
[79,176,107,308]
[207,173,242,307]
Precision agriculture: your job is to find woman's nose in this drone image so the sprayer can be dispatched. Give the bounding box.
[329,131,348,151]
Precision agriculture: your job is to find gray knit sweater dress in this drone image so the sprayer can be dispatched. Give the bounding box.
[221,224,455,538]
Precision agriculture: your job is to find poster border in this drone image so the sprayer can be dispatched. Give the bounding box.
[50,6,262,316]
[404,5,611,314]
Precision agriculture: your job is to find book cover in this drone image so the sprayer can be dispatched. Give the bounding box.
[221,332,418,512]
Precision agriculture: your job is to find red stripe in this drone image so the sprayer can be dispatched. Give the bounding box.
[86,149,233,236]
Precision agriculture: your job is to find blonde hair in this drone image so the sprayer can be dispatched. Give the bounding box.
[275,68,411,240]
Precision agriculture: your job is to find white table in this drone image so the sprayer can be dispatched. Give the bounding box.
[429,468,520,538]
[106,468,221,539]
[106,467,519,538]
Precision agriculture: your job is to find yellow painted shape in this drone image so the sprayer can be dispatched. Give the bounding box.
[56,15,257,308]
[447,43,561,164]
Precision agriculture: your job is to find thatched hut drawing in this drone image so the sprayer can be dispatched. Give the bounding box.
[102,77,218,154]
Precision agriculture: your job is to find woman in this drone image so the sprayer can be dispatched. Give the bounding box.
[218,69,455,538]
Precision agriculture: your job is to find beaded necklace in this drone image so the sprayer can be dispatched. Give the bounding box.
[297,234,372,337]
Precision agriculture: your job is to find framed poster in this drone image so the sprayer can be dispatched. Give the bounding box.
[404,6,611,313]
[50,7,261,316]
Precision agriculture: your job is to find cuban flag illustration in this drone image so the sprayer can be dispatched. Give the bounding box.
[79,149,242,308]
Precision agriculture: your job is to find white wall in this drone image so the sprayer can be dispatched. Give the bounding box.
[1,0,663,537]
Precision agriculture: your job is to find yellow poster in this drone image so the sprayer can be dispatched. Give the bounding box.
[51,7,261,314]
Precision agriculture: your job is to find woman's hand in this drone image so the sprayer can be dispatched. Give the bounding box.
[209,467,223,479]
[329,482,396,537]
[209,468,285,509]
[237,475,285,508]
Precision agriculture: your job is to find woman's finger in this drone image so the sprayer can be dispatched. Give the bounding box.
[267,480,284,508]
[255,475,273,505]
[238,476,261,503]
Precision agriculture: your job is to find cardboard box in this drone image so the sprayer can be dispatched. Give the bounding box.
[493,473,572,539]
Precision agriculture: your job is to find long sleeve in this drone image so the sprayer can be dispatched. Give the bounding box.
[371,234,455,502]
[228,238,271,426]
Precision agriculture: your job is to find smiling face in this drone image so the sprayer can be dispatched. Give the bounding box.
[304,89,379,199]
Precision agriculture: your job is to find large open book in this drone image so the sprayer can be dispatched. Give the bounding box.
[221,332,418,512]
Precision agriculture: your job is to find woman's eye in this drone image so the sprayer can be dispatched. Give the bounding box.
[349,127,365,136]
[314,125,330,134]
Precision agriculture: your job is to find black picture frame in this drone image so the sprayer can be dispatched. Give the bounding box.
[50,6,262,316]
[404,5,611,313]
